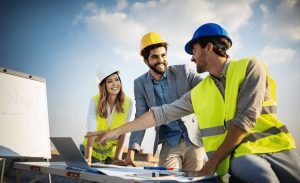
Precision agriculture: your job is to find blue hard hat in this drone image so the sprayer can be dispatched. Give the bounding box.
[185,23,232,55]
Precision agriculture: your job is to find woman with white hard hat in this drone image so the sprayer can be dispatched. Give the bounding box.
[83,64,133,164]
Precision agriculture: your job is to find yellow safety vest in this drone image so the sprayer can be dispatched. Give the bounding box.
[83,94,131,161]
[191,58,295,176]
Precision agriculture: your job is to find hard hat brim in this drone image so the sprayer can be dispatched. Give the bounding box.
[185,39,194,55]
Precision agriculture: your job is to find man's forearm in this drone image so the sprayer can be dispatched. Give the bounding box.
[114,134,125,160]
[127,149,136,160]
[85,136,95,163]
[209,124,247,166]
[115,111,156,136]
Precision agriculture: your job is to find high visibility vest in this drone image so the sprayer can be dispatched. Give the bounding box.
[191,58,295,176]
[83,94,131,161]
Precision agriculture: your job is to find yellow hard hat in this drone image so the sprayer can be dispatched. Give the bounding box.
[140,32,165,56]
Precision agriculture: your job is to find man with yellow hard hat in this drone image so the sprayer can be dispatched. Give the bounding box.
[122,32,205,171]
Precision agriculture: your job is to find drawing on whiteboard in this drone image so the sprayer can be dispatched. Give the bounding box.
[0,69,51,158]
[0,75,42,134]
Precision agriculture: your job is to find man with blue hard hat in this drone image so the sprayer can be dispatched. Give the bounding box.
[93,23,300,183]
[182,22,300,182]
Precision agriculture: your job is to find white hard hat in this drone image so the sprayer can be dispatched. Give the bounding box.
[96,64,120,84]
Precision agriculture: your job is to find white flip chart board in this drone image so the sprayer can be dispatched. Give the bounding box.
[0,67,51,158]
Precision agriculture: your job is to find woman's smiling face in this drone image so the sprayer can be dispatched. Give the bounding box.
[105,73,121,96]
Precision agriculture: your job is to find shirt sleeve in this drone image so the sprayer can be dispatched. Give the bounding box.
[151,91,194,126]
[87,98,97,132]
[229,59,267,132]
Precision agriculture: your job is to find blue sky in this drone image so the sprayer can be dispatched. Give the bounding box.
[1,0,299,154]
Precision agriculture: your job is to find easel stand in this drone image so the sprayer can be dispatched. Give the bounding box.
[0,158,6,183]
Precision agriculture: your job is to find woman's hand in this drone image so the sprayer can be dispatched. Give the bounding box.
[122,155,136,167]
[85,158,92,166]
[111,155,137,166]
[112,158,126,166]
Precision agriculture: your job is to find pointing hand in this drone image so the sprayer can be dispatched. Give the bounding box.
[94,129,119,146]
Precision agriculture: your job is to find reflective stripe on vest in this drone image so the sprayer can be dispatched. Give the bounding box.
[242,125,288,143]
[92,145,115,155]
[83,94,131,161]
[191,58,295,176]
[205,125,290,158]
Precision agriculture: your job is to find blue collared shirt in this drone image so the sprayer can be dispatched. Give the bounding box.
[151,72,191,147]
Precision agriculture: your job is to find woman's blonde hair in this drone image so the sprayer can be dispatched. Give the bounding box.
[98,73,125,118]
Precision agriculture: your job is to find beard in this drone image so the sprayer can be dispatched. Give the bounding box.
[196,65,206,74]
[148,61,167,75]
[195,57,208,74]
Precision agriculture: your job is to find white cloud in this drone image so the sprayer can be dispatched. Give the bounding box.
[112,47,139,62]
[84,2,98,14]
[259,4,268,14]
[289,27,300,41]
[78,0,257,63]
[258,45,296,65]
[260,0,300,41]
[79,3,144,47]
[116,0,128,11]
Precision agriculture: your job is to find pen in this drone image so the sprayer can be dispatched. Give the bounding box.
[144,166,174,170]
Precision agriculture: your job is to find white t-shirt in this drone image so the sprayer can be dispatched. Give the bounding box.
[86,98,133,132]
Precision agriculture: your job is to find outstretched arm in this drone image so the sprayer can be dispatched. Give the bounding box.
[87,111,156,145]
[89,92,194,145]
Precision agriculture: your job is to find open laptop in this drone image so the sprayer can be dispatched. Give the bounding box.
[50,137,101,173]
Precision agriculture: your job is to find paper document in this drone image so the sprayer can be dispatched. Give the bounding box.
[94,165,217,182]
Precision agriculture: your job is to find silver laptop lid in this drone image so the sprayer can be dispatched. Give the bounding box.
[50,137,90,170]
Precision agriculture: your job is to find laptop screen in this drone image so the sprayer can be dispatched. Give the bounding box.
[50,137,90,170]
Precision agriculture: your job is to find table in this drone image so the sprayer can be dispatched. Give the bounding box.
[14,162,220,183]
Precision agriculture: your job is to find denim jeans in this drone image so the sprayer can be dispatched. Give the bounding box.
[229,149,300,183]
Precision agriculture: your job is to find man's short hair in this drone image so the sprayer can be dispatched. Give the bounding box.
[196,36,231,58]
[141,42,168,60]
